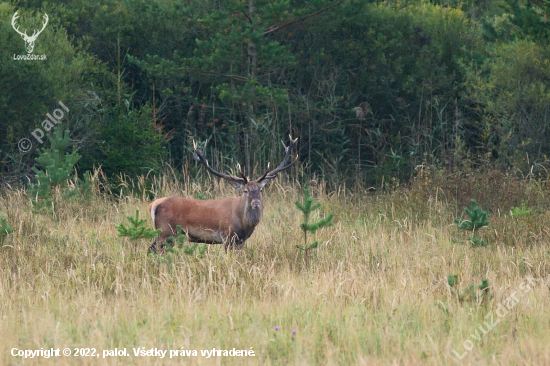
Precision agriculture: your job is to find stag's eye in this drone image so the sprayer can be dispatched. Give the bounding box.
[243,189,249,193]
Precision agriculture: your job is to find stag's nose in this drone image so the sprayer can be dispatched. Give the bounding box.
[251,199,261,209]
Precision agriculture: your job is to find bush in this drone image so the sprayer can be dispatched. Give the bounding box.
[465,40,550,169]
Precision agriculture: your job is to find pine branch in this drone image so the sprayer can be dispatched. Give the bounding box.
[263,1,343,35]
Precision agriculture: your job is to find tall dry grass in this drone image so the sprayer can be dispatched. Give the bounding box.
[0,169,549,365]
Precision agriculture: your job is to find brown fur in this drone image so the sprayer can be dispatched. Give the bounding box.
[148,182,265,253]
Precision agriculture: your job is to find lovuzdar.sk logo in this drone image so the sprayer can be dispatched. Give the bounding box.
[12,11,48,61]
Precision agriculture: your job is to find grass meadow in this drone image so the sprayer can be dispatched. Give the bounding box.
[1,168,550,365]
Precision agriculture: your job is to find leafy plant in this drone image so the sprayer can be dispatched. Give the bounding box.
[294,188,334,264]
[0,216,13,246]
[115,209,161,241]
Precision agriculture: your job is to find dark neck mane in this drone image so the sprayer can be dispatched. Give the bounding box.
[240,198,263,229]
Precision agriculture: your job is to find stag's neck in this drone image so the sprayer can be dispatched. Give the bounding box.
[239,197,263,230]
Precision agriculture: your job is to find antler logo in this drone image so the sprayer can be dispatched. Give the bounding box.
[11,11,49,54]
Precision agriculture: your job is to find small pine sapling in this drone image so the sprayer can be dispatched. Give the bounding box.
[116,210,161,241]
[0,216,13,246]
[149,225,207,270]
[454,199,490,247]
[295,188,334,264]
[30,127,82,213]
[165,225,207,259]
[510,202,532,218]
[447,274,459,288]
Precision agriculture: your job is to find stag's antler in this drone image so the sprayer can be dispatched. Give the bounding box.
[256,135,298,183]
[28,13,48,41]
[11,11,28,38]
[11,12,48,40]
[193,140,248,186]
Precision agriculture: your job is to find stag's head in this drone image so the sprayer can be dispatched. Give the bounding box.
[193,136,298,216]
[11,11,49,54]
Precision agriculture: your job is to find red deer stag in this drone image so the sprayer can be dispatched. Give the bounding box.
[148,136,298,253]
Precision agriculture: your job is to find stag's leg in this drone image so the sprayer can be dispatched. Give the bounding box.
[224,237,245,252]
[148,239,158,254]
[148,238,168,254]
[147,231,172,254]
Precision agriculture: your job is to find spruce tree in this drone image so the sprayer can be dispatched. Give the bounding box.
[295,188,334,264]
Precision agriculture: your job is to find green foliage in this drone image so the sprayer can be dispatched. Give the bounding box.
[29,127,83,213]
[455,199,490,247]
[479,278,490,292]
[148,225,207,270]
[0,216,13,246]
[0,2,99,180]
[295,188,334,263]
[469,237,488,247]
[115,210,161,241]
[448,275,492,303]
[2,0,550,187]
[83,102,166,177]
[447,274,459,287]
[455,199,490,231]
[461,278,492,303]
[503,0,550,42]
[511,202,532,217]
[166,226,207,259]
[182,242,208,258]
[33,128,81,191]
[465,40,550,168]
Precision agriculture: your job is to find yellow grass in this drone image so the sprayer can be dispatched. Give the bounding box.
[0,173,549,365]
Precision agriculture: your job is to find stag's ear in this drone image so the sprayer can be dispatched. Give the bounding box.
[258,179,270,189]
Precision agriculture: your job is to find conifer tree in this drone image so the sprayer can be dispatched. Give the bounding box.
[115,210,161,241]
[295,188,334,264]
[33,127,81,193]
[455,199,490,246]
[30,127,82,212]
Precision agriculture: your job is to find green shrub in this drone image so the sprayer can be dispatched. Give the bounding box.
[295,188,334,264]
[0,216,12,246]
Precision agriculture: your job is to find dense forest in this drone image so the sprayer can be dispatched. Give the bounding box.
[1,0,549,187]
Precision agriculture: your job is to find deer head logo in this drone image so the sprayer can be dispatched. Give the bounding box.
[11,11,49,54]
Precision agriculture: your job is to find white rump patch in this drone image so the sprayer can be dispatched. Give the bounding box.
[151,204,156,228]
